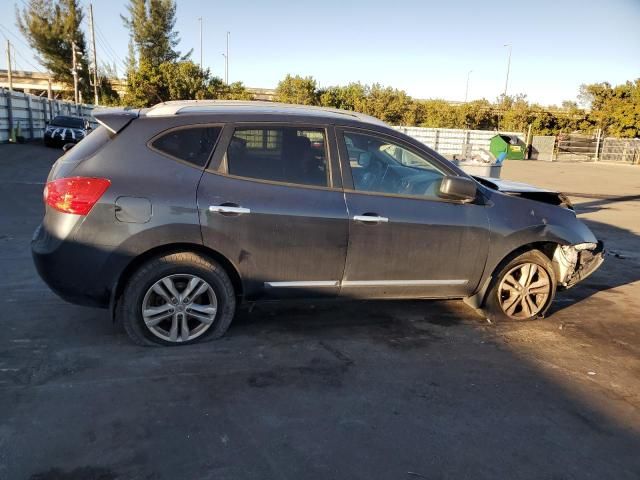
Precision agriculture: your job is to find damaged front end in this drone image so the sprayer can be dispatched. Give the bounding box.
[552,241,605,289]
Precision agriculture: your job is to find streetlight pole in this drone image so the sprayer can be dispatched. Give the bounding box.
[503,43,512,99]
[225,31,230,84]
[222,54,227,84]
[464,70,472,103]
[198,17,203,68]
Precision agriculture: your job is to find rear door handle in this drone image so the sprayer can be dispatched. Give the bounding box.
[353,214,389,224]
[209,205,251,215]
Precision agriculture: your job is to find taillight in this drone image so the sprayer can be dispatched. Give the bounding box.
[44,177,111,215]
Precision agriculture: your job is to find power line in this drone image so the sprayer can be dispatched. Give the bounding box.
[94,24,124,69]
[13,45,43,72]
[0,29,43,72]
[0,24,32,52]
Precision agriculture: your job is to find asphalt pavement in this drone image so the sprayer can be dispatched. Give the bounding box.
[1,143,639,480]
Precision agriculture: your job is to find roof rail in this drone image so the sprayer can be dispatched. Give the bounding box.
[144,100,386,125]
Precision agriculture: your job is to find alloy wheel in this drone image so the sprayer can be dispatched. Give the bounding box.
[142,274,218,343]
[497,262,551,319]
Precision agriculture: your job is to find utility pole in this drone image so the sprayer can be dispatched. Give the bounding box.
[225,31,229,84]
[71,41,79,106]
[89,3,99,105]
[6,40,13,91]
[198,17,203,68]
[464,70,472,103]
[503,43,512,99]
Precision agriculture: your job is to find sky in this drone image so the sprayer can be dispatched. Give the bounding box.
[0,0,639,106]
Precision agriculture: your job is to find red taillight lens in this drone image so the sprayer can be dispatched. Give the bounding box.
[44,177,111,215]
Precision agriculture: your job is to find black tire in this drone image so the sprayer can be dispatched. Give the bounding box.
[482,249,557,322]
[119,252,236,346]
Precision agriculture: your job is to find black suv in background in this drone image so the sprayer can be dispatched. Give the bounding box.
[32,101,604,346]
[43,115,91,148]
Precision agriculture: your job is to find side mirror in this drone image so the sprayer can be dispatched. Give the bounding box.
[62,143,75,153]
[438,176,477,202]
[45,120,49,126]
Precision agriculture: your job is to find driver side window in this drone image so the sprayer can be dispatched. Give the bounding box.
[342,131,445,199]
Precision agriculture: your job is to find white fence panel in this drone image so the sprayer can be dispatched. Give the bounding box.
[394,126,524,160]
[0,88,94,142]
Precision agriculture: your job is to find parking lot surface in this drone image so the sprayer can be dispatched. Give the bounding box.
[1,143,639,479]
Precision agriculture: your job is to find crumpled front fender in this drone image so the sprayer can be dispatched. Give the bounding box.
[553,240,605,288]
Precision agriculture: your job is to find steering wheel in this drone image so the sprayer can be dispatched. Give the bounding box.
[358,159,384,190]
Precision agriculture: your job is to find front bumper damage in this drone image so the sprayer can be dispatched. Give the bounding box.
[553,241,605,289]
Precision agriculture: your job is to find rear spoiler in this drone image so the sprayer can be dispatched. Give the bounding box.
[92,107,140,134]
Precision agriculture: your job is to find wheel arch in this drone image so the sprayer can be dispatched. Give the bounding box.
[109,242,243,322]
[465,240,559,310]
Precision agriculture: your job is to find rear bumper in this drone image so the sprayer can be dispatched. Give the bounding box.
[31,223,112,308]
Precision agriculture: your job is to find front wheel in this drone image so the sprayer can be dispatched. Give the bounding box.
[483,250,557,322]
[119,252,236,346]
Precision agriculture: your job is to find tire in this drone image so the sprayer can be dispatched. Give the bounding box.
[119,252,236,346]
[482,249,557,322]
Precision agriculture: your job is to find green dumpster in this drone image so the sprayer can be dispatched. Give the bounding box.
[490,134,525,161]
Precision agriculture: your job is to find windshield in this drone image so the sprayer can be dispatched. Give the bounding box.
[50,116,85,129]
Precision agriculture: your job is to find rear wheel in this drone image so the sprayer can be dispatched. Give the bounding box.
[119,252,236,346]
[483,250,556,322]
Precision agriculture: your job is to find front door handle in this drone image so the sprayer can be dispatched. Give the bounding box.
[353,214,389,224]
[209,204,251,215]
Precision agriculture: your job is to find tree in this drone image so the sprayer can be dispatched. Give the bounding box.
[419,100,460,128]
[500,94,533,132]
[16,0,92,101]
[122,0,185,67]
[318,83,368,111]
[123,59,252,107]
[275,75,318,105]
[580,80,640,138]
[122,0,219,106]
[459,100,495,130]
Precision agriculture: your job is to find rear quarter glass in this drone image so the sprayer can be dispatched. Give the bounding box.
[48,126,114,181]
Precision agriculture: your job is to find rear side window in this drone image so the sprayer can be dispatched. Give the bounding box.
[151,126,221,167]
[226,127,328,187]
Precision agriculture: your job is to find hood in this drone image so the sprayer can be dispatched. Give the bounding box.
[474,176,574,210]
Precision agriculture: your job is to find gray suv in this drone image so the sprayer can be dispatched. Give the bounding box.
[32,101,604,346]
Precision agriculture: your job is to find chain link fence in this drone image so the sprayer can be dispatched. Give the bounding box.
[600,138,640,164]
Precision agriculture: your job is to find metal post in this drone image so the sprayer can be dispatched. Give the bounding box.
[89,3,99,105]
[27,95,34,139]
[525,124,532,159]
[503,43,512,99]
[221,53,227,83]
[198,17,203,68]
[594,128,601,161]
[225,31,230,84]
[6,41,13,91]
[464,70,472,103]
